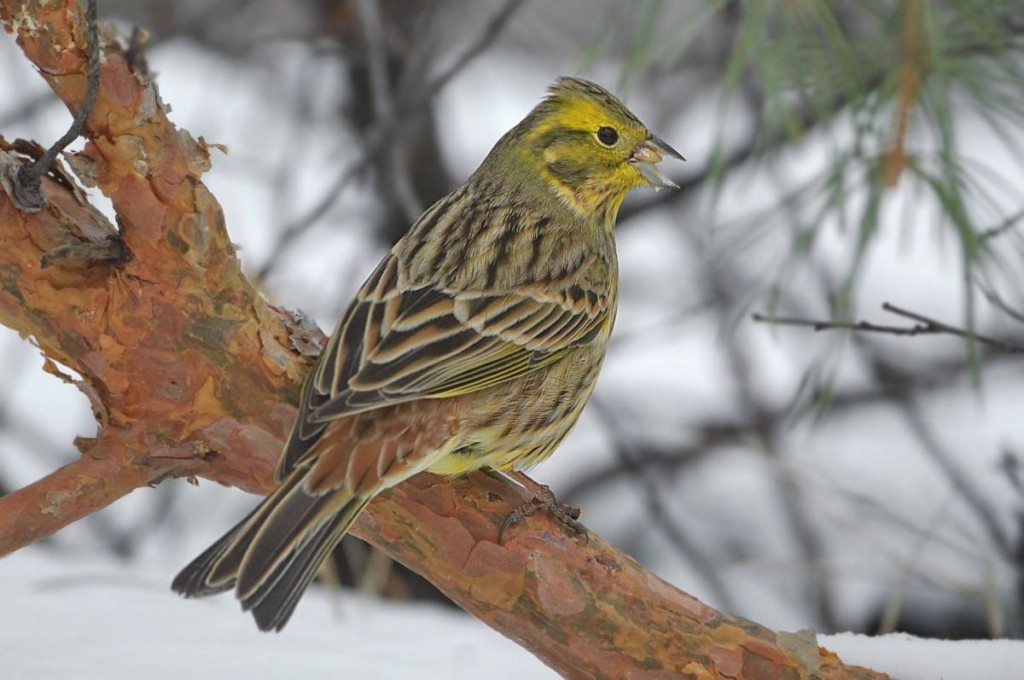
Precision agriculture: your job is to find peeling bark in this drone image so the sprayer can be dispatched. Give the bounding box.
[0,2,889,678]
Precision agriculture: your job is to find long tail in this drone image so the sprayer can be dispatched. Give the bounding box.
[171,469,369,632]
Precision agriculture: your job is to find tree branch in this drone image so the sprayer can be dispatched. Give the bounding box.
[752,302,1024,353]
[0,428,181,555]
[0,3,887,678]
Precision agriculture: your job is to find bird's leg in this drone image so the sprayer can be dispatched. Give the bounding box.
[484,469,586,542]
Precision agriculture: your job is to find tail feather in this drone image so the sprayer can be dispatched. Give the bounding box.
[233,483,336,601]
[170,524,245,597]
[170,471,304,597]
[246,497,369,632]
[171,468,367,631]
[275,369,329,482]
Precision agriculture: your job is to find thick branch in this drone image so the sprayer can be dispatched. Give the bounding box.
[361,472,885,680]
[0,3,887,678]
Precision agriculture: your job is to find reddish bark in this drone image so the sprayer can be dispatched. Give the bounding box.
[0,2,889,678]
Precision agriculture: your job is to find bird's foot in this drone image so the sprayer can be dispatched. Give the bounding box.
[495,475,587,543]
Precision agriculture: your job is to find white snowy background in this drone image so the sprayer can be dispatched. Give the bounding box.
[2,2,1024,678]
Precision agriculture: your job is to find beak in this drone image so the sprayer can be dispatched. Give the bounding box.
[629,135,685,189]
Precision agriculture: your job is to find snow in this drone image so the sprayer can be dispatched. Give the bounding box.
[2,548,557,680]
[821,632,1024,680]
[4,547,1022,679]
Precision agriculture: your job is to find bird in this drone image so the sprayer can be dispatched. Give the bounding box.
[172,76,682,631]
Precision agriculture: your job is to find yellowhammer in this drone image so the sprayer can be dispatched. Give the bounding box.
[172,76,682,631]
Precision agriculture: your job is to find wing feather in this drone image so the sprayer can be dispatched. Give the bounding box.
[278,228,611,476]
[304,284,603,424]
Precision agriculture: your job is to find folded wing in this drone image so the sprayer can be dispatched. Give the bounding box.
[277,252,608,478]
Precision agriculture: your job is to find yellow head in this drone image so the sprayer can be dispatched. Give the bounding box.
[487,77,683,220]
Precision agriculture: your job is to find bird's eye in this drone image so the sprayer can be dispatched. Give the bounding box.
[597,126,619,146]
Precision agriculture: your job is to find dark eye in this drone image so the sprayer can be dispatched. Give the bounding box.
[597,126,619,146]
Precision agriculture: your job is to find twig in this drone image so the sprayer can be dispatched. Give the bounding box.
[12,0,100,212]
[884,302,1024,352]
[978,208,1024,242]
[255,0,527,282]
[752,302,1024,353]
[753,311,913,335]
[751,313,931,336]
[880,0,923,187]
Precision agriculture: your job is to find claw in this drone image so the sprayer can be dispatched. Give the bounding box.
[497,483,587,542]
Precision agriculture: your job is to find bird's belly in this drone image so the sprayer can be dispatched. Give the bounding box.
[428,346,604,475]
